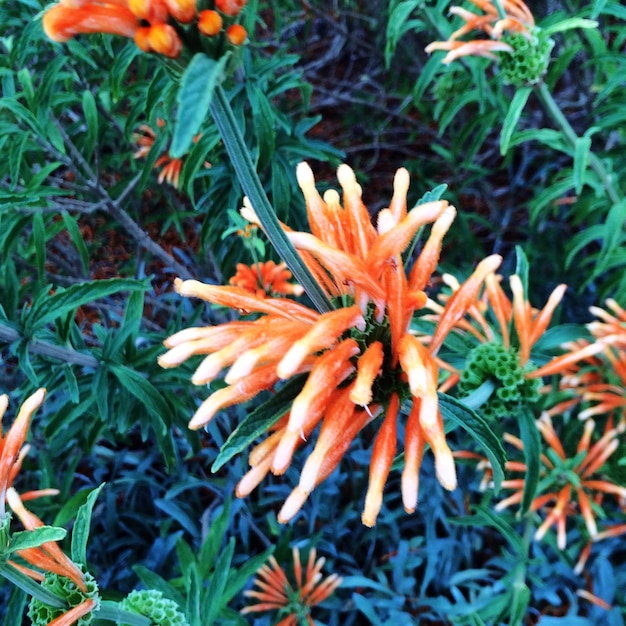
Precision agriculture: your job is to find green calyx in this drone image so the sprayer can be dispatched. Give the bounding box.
[120,589,190,626]
[458,342,541,421]
[498,29,555,86]
[28,569,99,626]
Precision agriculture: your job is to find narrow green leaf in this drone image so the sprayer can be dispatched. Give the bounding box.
[28,278,149,332]
[199,500,230,579]
[509,582,531,626]
[171,53,229,158]
[439,393,506,492]
[514,245,529,294]
[201,538,235,625]
[94,602,152,626]
[7,526,67,553]
[452,506,523,552]
[212,376,306,472]
[132,565,186,609]
[500,87,532,155]
[223,547,274,604]
[250,86,275,171]
[518,406,541,516]
[573,135,592,194]
[597,200,626,274]
[2,587,28,626]
[71,483,105,566]
[61,211,89,276]
[82,90,99,157]
[415,183,447,206]
[32,211,46,281]
[543,18,598,35]
[109,364,169,436]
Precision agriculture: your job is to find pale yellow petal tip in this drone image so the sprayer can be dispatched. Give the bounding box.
[173,277,185,294]
[20,388,47,417]
[435,454,458,491]
[393,167,410,191]
[296,161,315,190]
[278,487,309,523]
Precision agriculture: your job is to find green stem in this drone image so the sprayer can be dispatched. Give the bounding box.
[535,82,622,206]
[492,0,508,20]
[0,566,66,609]
[459,379,496,410]
[209,85,333,313]
[95,600,153,625]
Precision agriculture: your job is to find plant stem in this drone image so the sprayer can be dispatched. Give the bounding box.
[492,0,508,20]
[209,85,333,313]
[535,82,622,206]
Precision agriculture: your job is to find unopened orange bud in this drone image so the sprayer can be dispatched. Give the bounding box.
[164,0,196,23]
[215,0,246,17]
[198,10,223,36]
[226,23,247,46]
[148,23,183,58]
[129,0,169,22]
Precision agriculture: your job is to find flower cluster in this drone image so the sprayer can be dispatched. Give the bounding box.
[160,162,502,526]
[132,120,210,189]
[426,0,552,84]
[242,547,342,626]
[43,0,248,58]
[228,261,304,299]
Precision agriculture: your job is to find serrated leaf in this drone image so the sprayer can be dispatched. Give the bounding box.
[7,526,67,553]
[71,483,105,566]
[500,87,532,155]
[171,53,229,158]
[61,211,89,276]
[211,376,305,472]
[518,406,540,516]
[415,183,448,207]
[250,85,275,171]
[439,393,506,492]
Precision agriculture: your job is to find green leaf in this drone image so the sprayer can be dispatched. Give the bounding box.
[71,483,105,566]
[132,565,187,609]
[199,500,230,578]
[61,211,89,276]
[439,393,506,492]
[201,537,235,626]
[514,245,529,294]
[2,587,28,626]
[27,278,149,333]
[509,582,531,626]
[597,200,626,275]
[250,85,275,171]
[452,506,523,552]
[171,53,229,158]
[223,547,274,604]
[500,87,532,155]
[543,18,598,36]
[415,183,447,207]
[518,406,540,516]
[32,211,45,281]
[6,526,67,553]
[82,89,99,157]
[211,376,306,472]
[573,134,592,194]
[109,364,169,436]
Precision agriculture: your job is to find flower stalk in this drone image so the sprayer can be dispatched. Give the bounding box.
[534,82,622,206]
[209,85,333,313]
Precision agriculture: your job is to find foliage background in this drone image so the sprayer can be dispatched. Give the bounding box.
[1,0,626,624]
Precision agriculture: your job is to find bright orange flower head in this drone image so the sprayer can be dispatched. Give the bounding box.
[425,0,534,63]
[229,261,304,298]
[160,162,502,525]
[0,389,59,521]
[241,547,342,626]
[494,416,626,549]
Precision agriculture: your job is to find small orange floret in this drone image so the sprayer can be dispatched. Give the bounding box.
[226,23,247,46]
[215,0,247,17]
[164,0,196,23]
[198,10,223,36]
[147,23,183,58]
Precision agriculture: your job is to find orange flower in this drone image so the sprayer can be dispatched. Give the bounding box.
[1,389,58,520]
[495,415,626,549]
[425,0,536,63]
[6,488,88,593]
[228,261,304,298]
[132,121,209,189]
[160,162,502,525]
[241,547,342,626]
[43,0,184,58]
